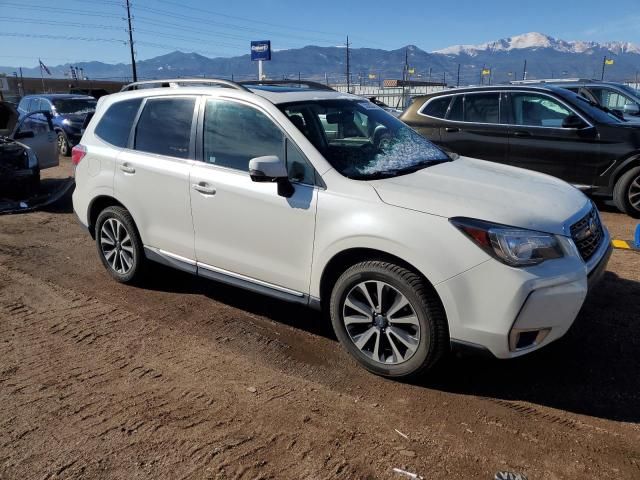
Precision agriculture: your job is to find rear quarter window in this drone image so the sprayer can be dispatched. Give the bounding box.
[94,98,143,147]
[421,96,451,118]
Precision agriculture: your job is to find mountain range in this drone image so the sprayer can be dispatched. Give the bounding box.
[2,32,639,85]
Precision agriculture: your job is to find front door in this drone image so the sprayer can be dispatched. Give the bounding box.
[505,92,601,186]
[190,98,317,294]
[13,110,58,169]
[438,92,509,163]
[114,95,197,261]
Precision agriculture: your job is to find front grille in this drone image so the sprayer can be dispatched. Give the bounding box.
[570,207,604,262]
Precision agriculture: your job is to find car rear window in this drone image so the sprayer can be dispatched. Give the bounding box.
[95,98,142,148]
[421,96,451,118]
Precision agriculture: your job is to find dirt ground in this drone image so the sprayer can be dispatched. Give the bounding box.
[1,158,639,480]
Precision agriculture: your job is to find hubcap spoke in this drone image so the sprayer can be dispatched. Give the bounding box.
[344,297,372,318]
[354,327,377,350]
[387,292,410,319]
[388,314,419,326]
[386,330,404,363]
[375,281,385,312]
[356,283,377,311]
[344,314,372,326]
[388,326,418,351]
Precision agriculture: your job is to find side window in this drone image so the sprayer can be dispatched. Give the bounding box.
[18,98,29,113]
[95,98,142,148]
[510,93,572,127]
[203,99,283,171]
[447,95,463,121]
[422,96,451,118]
[463,93,500,123]
[134,97,195,158]
[592,88,633,110]
[286,139,315,185]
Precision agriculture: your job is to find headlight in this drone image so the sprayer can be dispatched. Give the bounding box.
[450,217,563,267]
[26,148,38,169]
[62,118,72,126]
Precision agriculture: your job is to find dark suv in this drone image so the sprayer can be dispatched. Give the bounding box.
[401,85,640,217]
[17,94,96,156]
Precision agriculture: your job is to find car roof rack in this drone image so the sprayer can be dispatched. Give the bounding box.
[509,78,596,84]
[120,78,250,92]
[239,80,336,91]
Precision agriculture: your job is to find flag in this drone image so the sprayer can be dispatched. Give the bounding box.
[368,73,377,79]
[482,69,491,76]
[408,67,415,75]
[605,59,614,65]
[39,59,51,75]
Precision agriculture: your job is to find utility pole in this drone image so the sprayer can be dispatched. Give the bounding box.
[428,67,432,83]
[601,56,607,81]
[125,0,137,82]
[345,35,351,93]
[456,63,460,87]
[442,71,446,86]
[522,59,527,81]
[19,67,24,96]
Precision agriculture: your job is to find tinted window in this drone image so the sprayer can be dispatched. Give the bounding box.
[510,93,571,127]
[134,97,195,158]
[203,99,283,171]
[448,95,463,121]
[591,88,634,110]
[95,98,142,148]
[422,97,451,118]
[52,98,96,114]
[464,93,500,123]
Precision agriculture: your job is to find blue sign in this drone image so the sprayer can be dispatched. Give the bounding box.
[251,40,271,61]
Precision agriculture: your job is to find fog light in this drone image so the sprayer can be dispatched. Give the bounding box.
[509,328,551,352]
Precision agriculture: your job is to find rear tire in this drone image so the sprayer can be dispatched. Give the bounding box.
[95,206,145,283]
[613,166,640,218]
[329,261,448,378]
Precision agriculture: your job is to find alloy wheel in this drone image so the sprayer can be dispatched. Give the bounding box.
[628,174,640,212]
[342,280,420,365]
[57,132,68,156]
[100,218,135,275]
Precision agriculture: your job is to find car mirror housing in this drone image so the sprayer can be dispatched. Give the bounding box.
[623,103,640,115]
[248,155,293,198]
[562,114,587,129]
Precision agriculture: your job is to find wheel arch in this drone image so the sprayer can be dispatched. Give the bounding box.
[87,196,131,239]
[318,247,444,312]
[608,152,640,190]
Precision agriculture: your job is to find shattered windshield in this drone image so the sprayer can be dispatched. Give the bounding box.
[52,99,97,115]
[279,99,450,180]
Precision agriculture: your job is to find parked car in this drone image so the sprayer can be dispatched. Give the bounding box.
[401,85,640,217]
[73,79,611,378]
[1,101,58,196]
[17,94,96,156]
[512,79,640,123]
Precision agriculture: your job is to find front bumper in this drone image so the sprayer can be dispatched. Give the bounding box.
[436,228,612,359]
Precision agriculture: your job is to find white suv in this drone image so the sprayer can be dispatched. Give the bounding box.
[72,79,612,378]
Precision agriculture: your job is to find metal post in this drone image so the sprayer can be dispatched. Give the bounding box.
[258,60,263,80]
[39,63,45,93]
[522,60,527,80]
[345,36,351,93]
[125,0,137,82]
[456,63,460,87]
[19,67,24,96]
[601,56,606,81]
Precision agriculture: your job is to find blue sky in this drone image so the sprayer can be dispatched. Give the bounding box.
[1,0,639,67]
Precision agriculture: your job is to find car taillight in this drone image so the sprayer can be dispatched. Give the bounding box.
[71,144,87,166]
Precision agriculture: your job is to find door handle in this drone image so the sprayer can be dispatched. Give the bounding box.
[120,164,136,174]
[192,183,216,195]
[512,131,531,137]
[445,127,460,133]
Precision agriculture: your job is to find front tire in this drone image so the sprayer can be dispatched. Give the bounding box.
[613,166,640,218]
[95,206,145,283]
[57,130,70,157]
[329,261,448,378]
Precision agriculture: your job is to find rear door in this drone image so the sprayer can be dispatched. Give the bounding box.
[114,95,197,261]
[438,92,509,163]
[505,91,600,186]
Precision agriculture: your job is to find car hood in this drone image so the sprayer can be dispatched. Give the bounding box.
[370,156,589,236]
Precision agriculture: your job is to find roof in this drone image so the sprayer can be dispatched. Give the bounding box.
[23,94,95,100]
[413,84,567,99]
[248,87,360,104]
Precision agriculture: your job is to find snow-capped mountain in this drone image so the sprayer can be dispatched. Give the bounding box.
[434,32,640,56]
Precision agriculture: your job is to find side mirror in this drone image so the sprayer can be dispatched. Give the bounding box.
[249,155,293,198]
[562,114,587,129]
[14,130,35,139]
[623,103,640,115]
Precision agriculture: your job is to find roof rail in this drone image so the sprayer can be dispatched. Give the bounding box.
[509,78,596,84]
[239,80,336,91]
[120,78,249,92]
